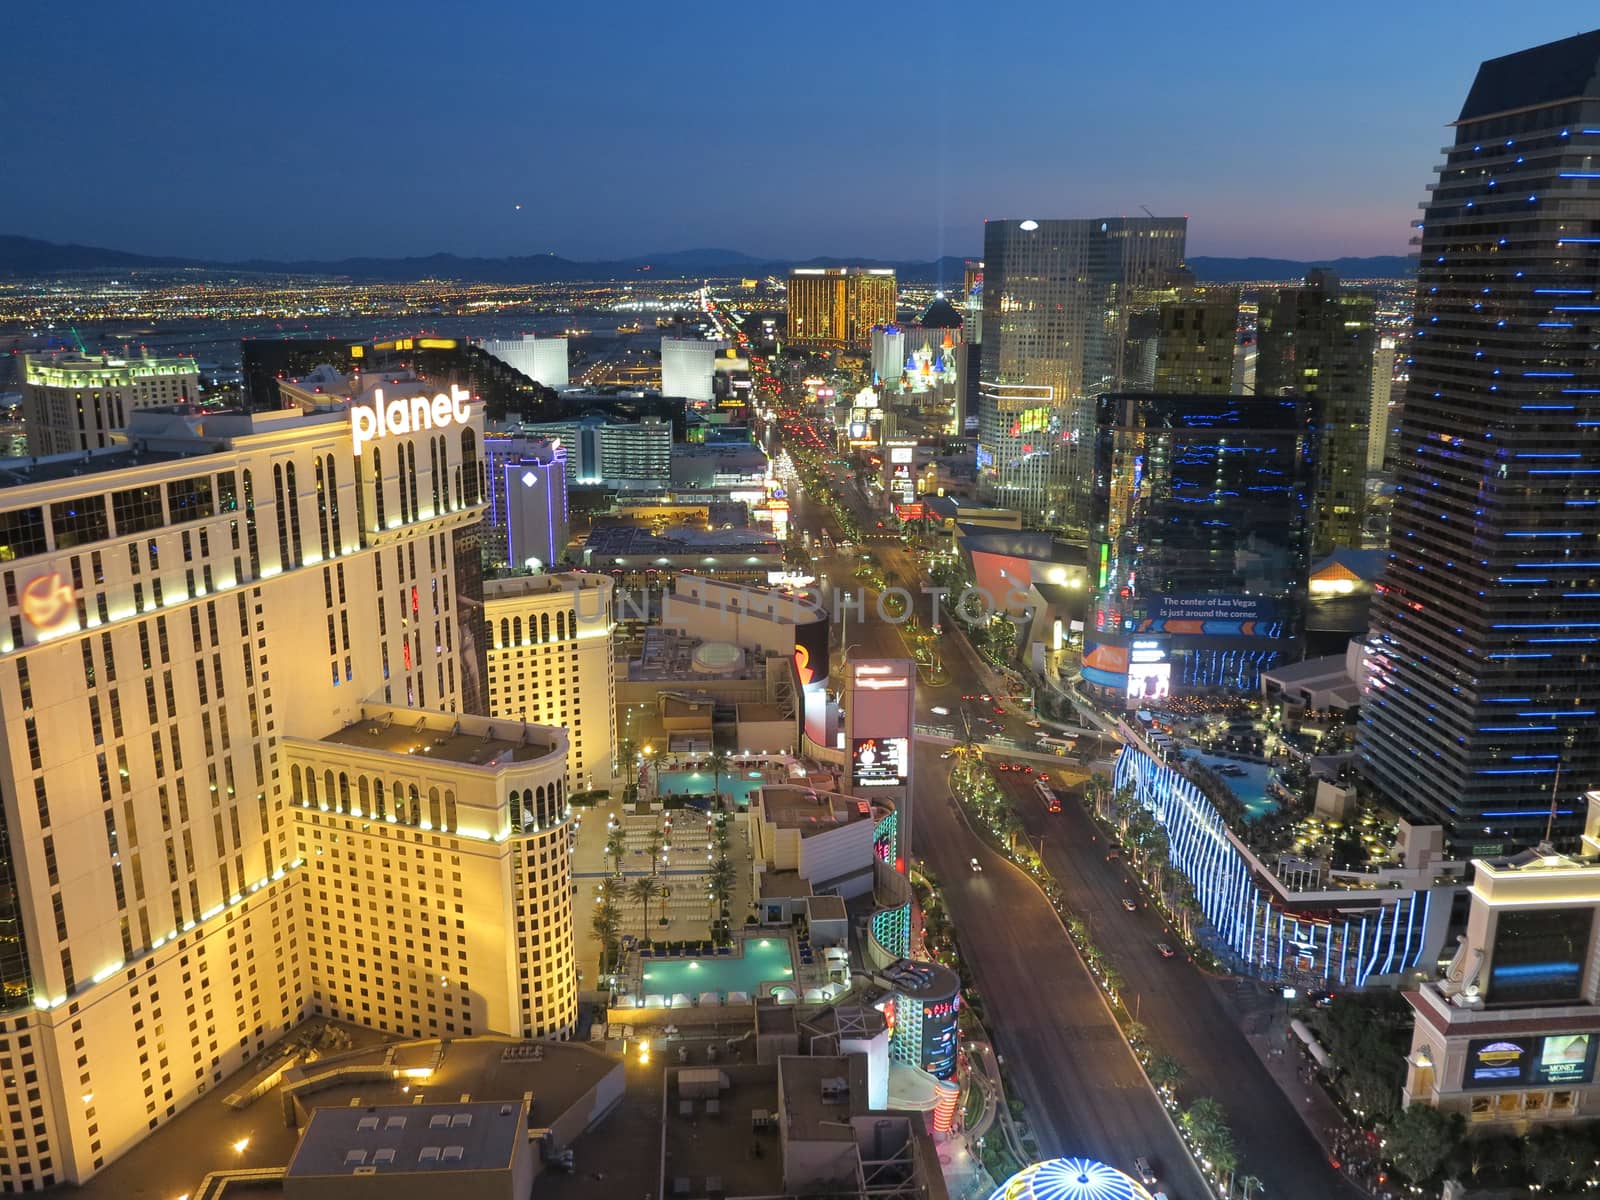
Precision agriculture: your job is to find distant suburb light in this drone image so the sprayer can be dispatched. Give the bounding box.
[1019,220,1040,231]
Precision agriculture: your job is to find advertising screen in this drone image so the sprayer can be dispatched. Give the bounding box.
[1138,594,1280,638]
[1126,661,1172,702]
[1466,1034,1599,1088]
[1466,1039,1532,1088]
[852,737,909,788]
[889,447,914,464]
[1489,908,1594,1006]
[792,617,830,689]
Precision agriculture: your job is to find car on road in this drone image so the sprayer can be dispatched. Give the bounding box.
[969,857,982,872]
[1156,943,1176,958]
[930,705,950,716]
[1105,851,1120,862]
[939,751,953,759]
[1025,720,1042,728]
[1135,1157,1157,1186]
[1121,899,1138,912]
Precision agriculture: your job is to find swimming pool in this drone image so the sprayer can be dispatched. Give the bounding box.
[655,767,771,808]
[1190,752,1277,820]
[639,936,794,997]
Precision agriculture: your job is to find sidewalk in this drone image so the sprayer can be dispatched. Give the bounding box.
[1225,980,1379,1196]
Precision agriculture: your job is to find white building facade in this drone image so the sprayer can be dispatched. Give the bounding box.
[660,338,725,403]
[480,336,569,390]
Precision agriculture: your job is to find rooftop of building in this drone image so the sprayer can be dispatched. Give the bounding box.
[316,705,565,767]
[1311,546,1387,584]
[662,1062,784,1197]
[64,1020,621,1200]
[778,1053,870,1144]
[482,570,612,600]
[757,786,877,836]
[1459,29,1600,123]
[914,295,965,329]
[958,526,1086,566]
[629,628,764,682]
[804,894,849,923]
[583,523,781,556]
[873,959,960,1003]
[22,350,200,377]
[0,439,218,488]
[669,574,826,622]
[286,1099,525,1179]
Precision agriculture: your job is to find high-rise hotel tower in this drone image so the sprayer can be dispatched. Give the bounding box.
[1360,30,1600,855]
[977,217,1187,531]
[0,369,582,1187]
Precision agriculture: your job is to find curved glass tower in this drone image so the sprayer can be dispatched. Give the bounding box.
[1359,30,1600,855]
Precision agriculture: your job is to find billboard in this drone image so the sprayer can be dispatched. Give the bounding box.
[793,617,830,689]
[1081,640,1129,690]
[1127,661,1172,702]
[852,737,909,788]
[1137,594,1280,637]
[1466,1034,1599,1089]
[1489,907,1594,1006]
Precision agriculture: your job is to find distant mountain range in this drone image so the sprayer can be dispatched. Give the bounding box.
[0,234,1415,286]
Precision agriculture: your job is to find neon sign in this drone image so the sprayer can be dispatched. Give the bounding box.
[20,571,74,632]
[351,385,472,456]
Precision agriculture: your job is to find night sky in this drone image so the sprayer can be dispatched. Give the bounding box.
[4,2,1597,264]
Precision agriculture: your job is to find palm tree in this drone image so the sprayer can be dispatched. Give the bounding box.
[591,900,622,973]
[604,831,626,876]
[629,876,668,939]
[646,829,666,876]
[1238,1173,1265,1199]
[707,855,736,936]
[709,747,733,809]
[1181,1097,1233,1163]
[1147,1053,1186,1095]
[619,736,638,788]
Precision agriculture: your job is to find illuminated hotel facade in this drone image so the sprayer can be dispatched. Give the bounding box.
[483,572,616,792]
[785,268,897,347]
[1358,30,1600,856]
[1403,798,1600,1127]
[1114,743,1451,989]
[21,352,201,456]
[0,376,579,1187]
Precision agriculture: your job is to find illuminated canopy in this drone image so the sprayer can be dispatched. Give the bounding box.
[986,1157,1155,1200]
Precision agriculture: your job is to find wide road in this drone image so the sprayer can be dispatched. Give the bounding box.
[994,769,1360,1199]
[776,410,1354,1198]
[779,476,1208,1196]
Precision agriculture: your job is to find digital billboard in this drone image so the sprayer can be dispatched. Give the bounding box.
[1489,908,1594,1006]
[1127,661,1172,702]
[852,737,909,788]
[793,617,830,689]
[1466,1034,1598,1088]
[1137,594,1280,637]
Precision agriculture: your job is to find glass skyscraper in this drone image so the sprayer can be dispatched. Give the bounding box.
[1359,30,1600,855]
[1086,392,1315,697]
[977,217,1187,532]
[1256,270,1377,557]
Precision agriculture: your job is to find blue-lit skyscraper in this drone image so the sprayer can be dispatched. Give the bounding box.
[1086,392,1314,696]
[1358,30,1600,855]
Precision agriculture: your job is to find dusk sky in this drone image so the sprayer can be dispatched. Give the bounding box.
[4,2,1597,264]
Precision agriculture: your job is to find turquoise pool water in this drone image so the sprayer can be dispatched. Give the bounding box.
[1191,752,1277,820]
[656,768,770,808]
[640,936,794,996]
